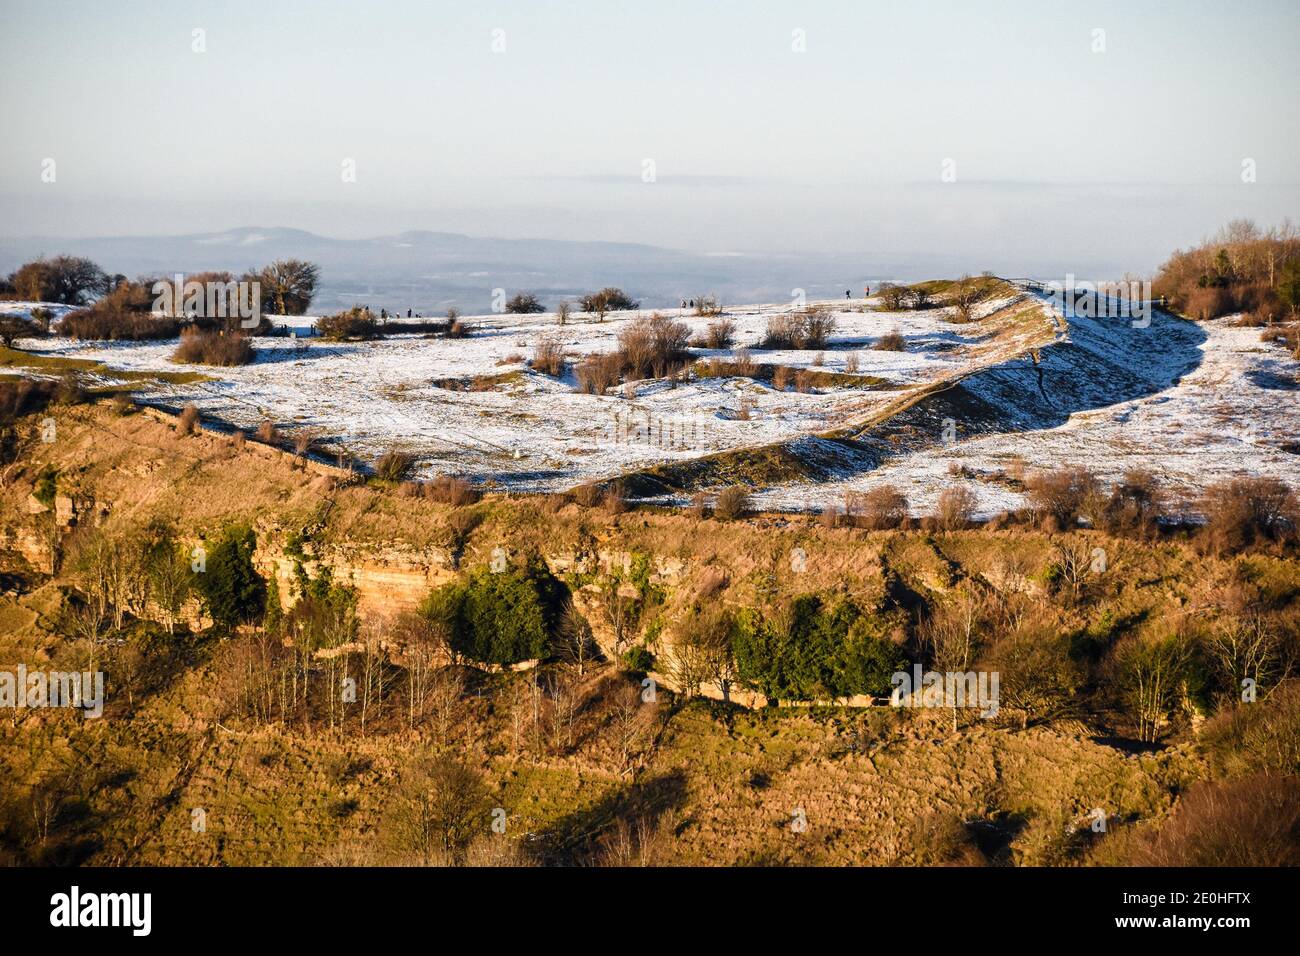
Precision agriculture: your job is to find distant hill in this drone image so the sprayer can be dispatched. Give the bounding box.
[0,226,946,315]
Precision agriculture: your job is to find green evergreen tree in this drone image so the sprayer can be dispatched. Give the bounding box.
[196,524,265,628]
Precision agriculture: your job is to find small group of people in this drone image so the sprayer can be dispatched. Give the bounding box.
[374,307,424,320]
[845,286,871,299]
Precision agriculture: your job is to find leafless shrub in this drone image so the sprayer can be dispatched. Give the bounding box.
[172,327,254,365]
[873,329,906,351]
[617,312,692,379]
[1025,466,1100,529]
[178,404,200,435]
[54,372,86,405]
[504,292,545,314]
[573,483,603,508]
[947,275,987,323]
[603,481,629,515]
[771,365,792,391]
[316,306,380,341]
[581,287,638,317]
[424,475,480,506]
[1095,469,1164,537]
[575,352,622,394]
[446,317,471,338]
[375,449,416,482]
[903,286,934,310]
[845,352,860,373]
[950,300,975,323]
[555,300,572,325]
[932,485,978,530]
[255,419,280,444]
[533,335,566,377]
[694,294,723,317]
[875,283,907,310]
[689,491,710,519]
[714,485,750,521]
[804,309,836,349]
[1201,477,1298,552]
[704,318,735,349]
[293,429,321,457]
[848,485,909,530]
[761,312,804,349]
[793,369,815,393]
[1121,774,1300,867]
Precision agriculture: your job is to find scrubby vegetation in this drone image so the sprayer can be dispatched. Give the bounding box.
[1154,220,1300,323]
[760,309,835,349]
[574,313,692,393]
[580,287,638,318]
[732,595,907,700]
[2,255,108,305]
[419,561,566,665]
[1,347,1297,870]
[505,292,545,315]
[316,306,382,341]
[172,327,255,366]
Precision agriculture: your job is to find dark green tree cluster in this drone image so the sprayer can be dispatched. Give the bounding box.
[419,559,566,665]
[195,524,266,628]
[733,594,906,701]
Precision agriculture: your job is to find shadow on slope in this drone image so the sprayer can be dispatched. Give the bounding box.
[620,299,1208,496]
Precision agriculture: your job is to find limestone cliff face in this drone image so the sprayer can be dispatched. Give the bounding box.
[252,534,459,617]
[0,525,54,574]
[254,537,688,623]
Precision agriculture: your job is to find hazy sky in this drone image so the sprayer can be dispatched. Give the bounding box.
[2,0,1297,272]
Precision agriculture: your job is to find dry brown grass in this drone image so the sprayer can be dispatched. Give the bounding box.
[1112,775,1300,866]
[423,475,480,506]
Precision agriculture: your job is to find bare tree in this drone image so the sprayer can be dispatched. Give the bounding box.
[1205,615,1289,700]
[600,580,640,657]
[1053,539,1095,603]
[1118,635,1190,742]
[557,598,598,676]
[920,589,986,730]
[426,668,465,748]
[608,682,655,775]
[147,540,192,636]
[389,754,491,865]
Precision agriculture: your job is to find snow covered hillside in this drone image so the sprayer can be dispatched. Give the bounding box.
[4,282,1297,517]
